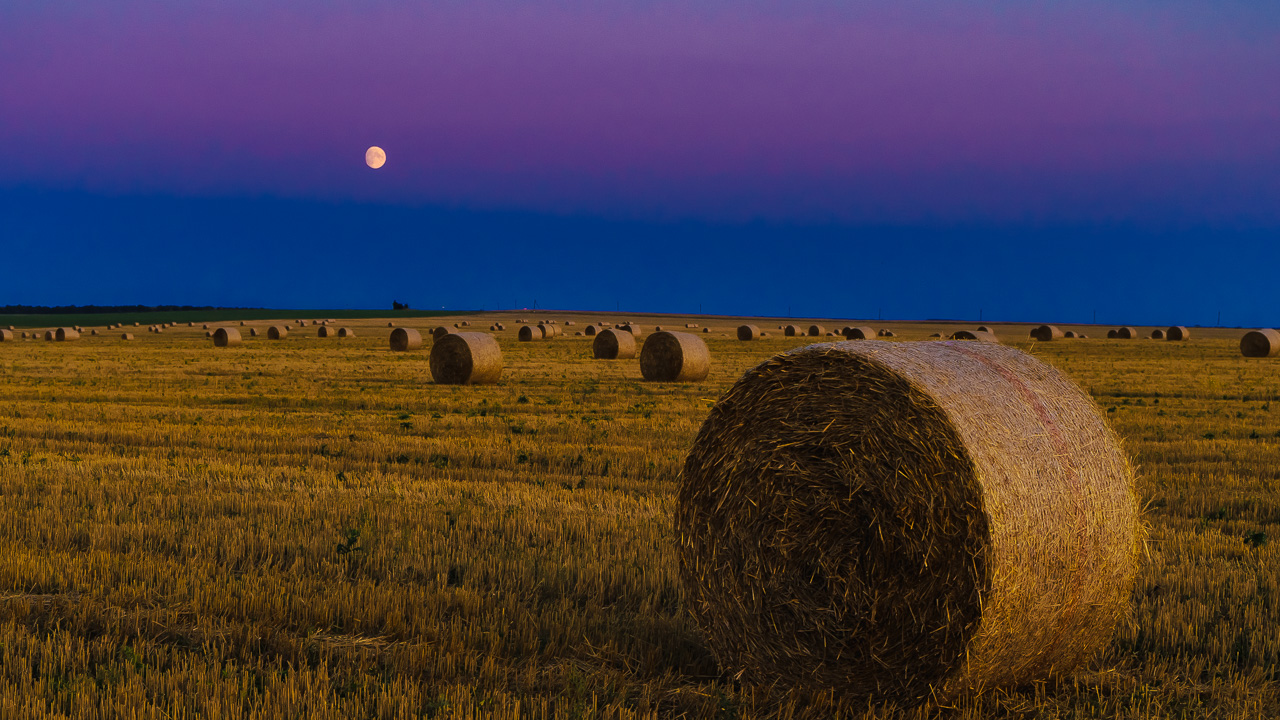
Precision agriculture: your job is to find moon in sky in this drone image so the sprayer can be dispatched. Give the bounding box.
[365,146,386,169]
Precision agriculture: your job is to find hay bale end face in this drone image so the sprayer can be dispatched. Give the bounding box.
[1166,326,1190,341]
[678,341,1140,704]
[268,325,288,340]
[1240,329,1280,358]
[977,326,992,333]
[389,328,422,351]
[808,325,825,337]
[844,326,876,340]
[784,325,801,337]
[737,325,760,341]
[212,327,241,347]
[640,331,710,382]
[1151,329,1165,339]
[1117,327,1138,339]
[518,325,542,342]
[429,332,502,385]
[593,328,637,359]
[950,330,998,342]
[55,328,80,341]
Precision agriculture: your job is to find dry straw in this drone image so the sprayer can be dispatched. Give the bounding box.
[318,326,335,338]
[249,328,258,337]
[1240,329,1280,358]
[44,331,55,341]
[121,333,134,340]
[737,325,760,341]
[268,325,288,340]
[389,328,422,351]
[843,326,875,340]
[1150,329,1165,340]
[337,327,354,338]
[1166,326,1190,341]
[0,330,12,342]
[213,327,241,347]
[585,325,600,336]
[56,328,80,341]
[950,330,999,342]
[640,331,710,382]
[518,325,543,342]
[1030,325,1063,341]
[1064,331,1078,338]
[678,340,1140,705]
[593,328,637,359]
[785,325,801,337]
[429,332,502,384]
[1117,327,1138,339]
[686,323,699,328]
[808,325,826,337]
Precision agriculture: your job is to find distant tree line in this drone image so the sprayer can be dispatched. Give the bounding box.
[0,304,259,315]
[392,301,410,310]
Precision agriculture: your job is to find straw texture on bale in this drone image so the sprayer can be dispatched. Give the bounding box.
[808,325,825,337]
[0,330,12,342]
[785,325,801,337]
[639,331,710,382]
[593,328,637,359]
[737,325,760,341]
[678,340,1140,704]
[1166,326,1190,341]
[518,325,542,342]
[686,323,699,328]
[585,325,600,336]
[1240,329,1280,358]
[1117,327,1138,339]
[268,326,288,340]
[389,328,422,351]
[318,326,335,338]
[212,327,241,347]
[1030,325,1063,341]
[1151,329,1165,339]
[429,332,502,385]
[844,326,876,340]
[432,326,455,341]
[56,328,80,341]
[121,333,134,340]
[249,328,258,337]
[337,327,354,338]
[1064,331,1078,338]
[950,330,998,342]
[538,324,559,338]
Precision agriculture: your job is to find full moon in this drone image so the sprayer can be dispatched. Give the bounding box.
[365,146,386,169]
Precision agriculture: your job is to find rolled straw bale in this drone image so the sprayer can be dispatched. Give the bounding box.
[678,340,1140,704]
[808,325,826,337]
[565,321,575,326]
[1106,330,1118,339]
[879,329,897,337]
[21,332,29,339]
[44,331,55,341]
[593,328,637,359]
[737,325,760,341]
[977,326,992,333]
[575,331,583,335]
[784,325,801,337]
[240,321,246,326]
[0,330,11,342]
[1166,326,1190,341]
[5,325,11,330]
[949,330,999,342]
[133,322,139,327]
[1240,329,1280,358]
[121,333,134,340]
[686,323,699,328]
[1150,329,1164,339]
[432,326,455,341]
[203,324,210,330]
[1117,327,1138,339]
[620,323,644,338]
[249,328,259,337]
[188,322,194,327]
[389,327,422,351]
[929,333,942,338]
[388,322,396,327]
[453,323,461,328]
[317,326,335,338]
[213,327,241,347]
[430,332,502,384]
[844,326,875,340]
[585,325,600,336]
[655,326,664,332]
[1030,325,1063,342]
[461,321,471,326]
[705,328,713,333]
[55,328,80,341]
[90,329,98,336]
[205,331,212,338]
[538,323,559,338]
[337,327,355,338]
[640,331,710,382]
[1080,335,1089,339]
[267,325,288,340]
[518,325,542,342]
[1064,331,1078,338]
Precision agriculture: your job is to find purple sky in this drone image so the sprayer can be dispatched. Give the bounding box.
[4,0,1279,225]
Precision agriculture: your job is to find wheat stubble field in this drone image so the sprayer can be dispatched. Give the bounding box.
[0,315,1278,719]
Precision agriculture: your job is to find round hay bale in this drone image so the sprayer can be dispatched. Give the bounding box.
[977,325,992,333]
[585,325,600,336]
[1064,331,1078,338]
[90,329,98,336]
[205,330,212,338]
[705,328,713,333]
[565,321,575,326]
[949,330,998,342]
[678,341,1139,704]
[121,333,134,340]
[461,321,471,327]
[432,326,455,341]
[388,322,395,327]
[188,322,194,327]
[1240,329,1280,358]
[337,327,354,338]
[203,323,210,330]
[5,325,11,330]
[808,325,825,337]
[389,327,422,351]
[593,328,637,359]
[430,332,502,385]
[518,325,543,342]
[737,325,760,341]
[575,331,583,336]
[1106,329,1118,338]
[538,323,559,338]
[640,331,710,382]
[453,323,461,328]
[268,325,288,340]
[1150,329,1165,339]
[55,328,80,341]
[44,330,55,341]
[1117,327,1138,339]
[213,327,241,347]
[1166,326,1190,341]
[249,327,259,337]
[784,325,801,337]
[239,321,246,326]
[1080,335,1089,339]
[655,326,664,332]
[686,323,699,328]
[133,322,139,327]
[20,332,29,339]
[0,329,12,342]
[878,329,897,337]
[620,323,644,339]
[317,326,335,338]
[929,333,942,338]
[843,326,876,340]
[1030,325,1063,342]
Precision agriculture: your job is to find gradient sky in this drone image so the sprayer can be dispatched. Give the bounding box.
[3,1,1278,324]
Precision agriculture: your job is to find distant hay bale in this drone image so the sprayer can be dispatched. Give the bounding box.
[249,328,258,337]
[619,323,644,339]
[808,325,825,337]
[977,326,992,333]
[705,328,713,333]
[686,323,699,328]
[389,327,422,351]
[565,321,575,326]
[461,321,471,326]
[239,321,246,326]
[677,341,1139,704]
[20,332,29,339]
[538,323,560,338]
[1117,327,1138,339]
[1064,331,1078,338]
[318,326,335,338]
[1166,326,1190,341]
[0,330,12,342]
[1030,325,1063,342]
[205,331,212,338]
[432,326,455,341]
[585,325,600,336]
[640,331,710,382]
[784,325,801,337]
[1150,329,1165,340]
[1079,335,1089,339]
[133,322,139,327]
[655,326,664,332]
[949,330,998,342]
[575,331,583,336]
[453,323,461,328]
[593,328,638,359]
[188,322,194,327]
[430,332,502,385]
[5,325,11,330]
[213,327,241,347]
[929,333,942,338]
[90,329,98,336]
[1241,329,1280,358]
[388,322,395,327]
[518,325,542,342]
[337,327,354,338]
[1106,330,1118,339]
[878,329,897,337]
[55,328,80,341]
[121,333,134,340]
[203,324,210,330]
[844,326,876,340]
[44,331,55,341]
[268,325,288,340]
[737,325,760,341]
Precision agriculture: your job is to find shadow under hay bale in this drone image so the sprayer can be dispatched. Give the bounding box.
[949,330,998,342]
[737,325,760,341]
[1240,329,1280,358]
[389,328,422,351]
[213,327,241,347]
[268,326,288,340]
[1030,325,1062,341]
[593,328,637,359]
[844,326,875,340]
[55,328,79,341]
[640,331,710,382]
[429,332,502,385]
[678,340,1140,705]
[518,325,543,342]
[1166,326,1190,341]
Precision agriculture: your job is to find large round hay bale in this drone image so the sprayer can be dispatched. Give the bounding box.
[1240,329,1280,358]
[337,327,354,338]
[55,328,80,341]
[808,325,825,337]
[0,329,12,342]
[843,326,875,340]
[430,332,502,385]
[737,325,760,341]
[1064,331,1078,338]
[593,328,637,359]
[977,325,992,333]
[1106,329,1118,339]
[1117,327,1138,339]
[678,341,1139,704]
[1166,326,1190,341]
[317,326,335,338]
[1150,329,1165,339]
[1030,325,1063,341]
[585,325,600,336]
[268,325,288,340]
[389,327,422,351]
[949,330,998,342]
[44,330,55,341]
[538,323,559,338]
[518,325,542,342]
[432,326,455,341]
[213,327,241,347]
[784,325,801,337]
[121,333,134,340]
[639,331,710,382]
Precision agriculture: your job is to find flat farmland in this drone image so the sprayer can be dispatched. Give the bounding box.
[1,315,1278,719]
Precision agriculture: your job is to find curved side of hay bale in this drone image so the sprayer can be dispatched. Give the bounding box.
[1064,331,1078,338]
[1117,327,1137,339]
[432,326,456,341]
[1106,330,1118,339]
[808,325,825,337]
[518,325,542,342]
[337,327,354,338]
[55,328,80,341]
[977,326,992,333]
[737,325,760,341]
[429,332,502,385]
[268,325,288,340]
[1150,329,1165,339]
[389,327,422,351]
[317,326,334,338]
[121,333,134,340]
[212,327,242,347]
[1240,329,1280,358]
[678,341,1139,704]
[0,329,12,342]
[950,330,999,342]
[784,325,801,337]
[1166,326,1190,341]
[1030,325,1063,341]
[593,328,637,359]
[538,324,559,338]
[585,325,599,336]
[844,326,876,340]
[249,328,258,337]
[640,331,710,382]
[43,331,55,341]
